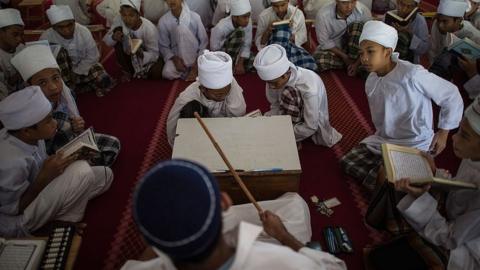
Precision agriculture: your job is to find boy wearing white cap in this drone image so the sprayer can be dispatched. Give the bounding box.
[11,45,121,167]
[158,0,208,81]
[103,0,163,80]
[0,86,113,237]
[340,21,464,191]
[313,0,371,75]
[166,51,246,146]
[384,0,430,64]
[0,8,25,100]
[54,0,92,25]
[210,0,254,75]
[255,0,317,71]
[42,5,114,97]
[367,97,480,270]
[465,0,480,29]
[254,44,343,147]
[429,0,480,79]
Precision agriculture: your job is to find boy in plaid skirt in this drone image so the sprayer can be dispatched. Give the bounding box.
[12,45,121,167]
[254,44,342,147]
[41,5,114,97]
[314,0,371,75]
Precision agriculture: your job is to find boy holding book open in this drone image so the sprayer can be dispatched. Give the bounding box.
[340,21,464,191]
[11,45,121,167]
[367,96,480,270]
[0,86,113,237]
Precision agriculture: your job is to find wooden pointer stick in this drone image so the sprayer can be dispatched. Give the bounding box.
[193,112,263,213]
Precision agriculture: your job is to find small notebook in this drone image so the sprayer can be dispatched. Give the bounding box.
[56,127,99,159]
[0,238,46,270]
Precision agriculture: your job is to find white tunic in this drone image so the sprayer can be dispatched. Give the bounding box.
[0,129,113,237]
[315,2,371,51]
[142,0,169,24]
[255,4,308,50]
[166,78,246,146]
[464,74,480,99]
[210,16,253,60]
[429,20,480,64]
[397,159,480,270]
[265,66,343,147]
[104,16,160,67]
[41,23,99,76]
[184,0,214,28]
[362,58,464,153]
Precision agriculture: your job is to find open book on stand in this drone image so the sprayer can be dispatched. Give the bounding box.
[56,127,99,159]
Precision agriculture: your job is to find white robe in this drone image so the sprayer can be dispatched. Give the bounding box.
[104,16,160,68]
[184,0,214,28]
[142,0,169,25]
[158,4,208,80]
[0,129,113,237]
[265,66,342,147]
[95,0,120,27]
[41,23,100,76]
[362,58,464,153]
[397,159,480,270]
[255,4,308,50]
[121,193,347,270]
[210,16,253,60]
[166,78,246,146]
[429,20,480,64]
[464,74,480,99]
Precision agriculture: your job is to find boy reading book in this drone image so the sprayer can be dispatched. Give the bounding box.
[367,96,480,270]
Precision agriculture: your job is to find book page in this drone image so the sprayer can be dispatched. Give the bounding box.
[390,150,432,180]
[0,243,36,270]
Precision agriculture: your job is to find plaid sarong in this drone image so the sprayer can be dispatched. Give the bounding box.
[47,110,121,167]
[223,28,255,72]
[280,86,303,123]
[396,31,415,63]
[269,26,318,71]
[340,144,383,191]
[55,47,75,90]
[74,63,113,94]
[314,22,364,72]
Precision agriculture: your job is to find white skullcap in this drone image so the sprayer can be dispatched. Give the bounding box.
[0,9,25,28]
[46,5,74,25]
[229,0,252,16]
[437,0,468,17]
[270,0,287,2]
[0,86,52,130]
[359,20,398,50]
[197,50,233,89]
[11,45,60,82]
[254,44,291,81]
[465,96,480,135]
[120,0,141,11]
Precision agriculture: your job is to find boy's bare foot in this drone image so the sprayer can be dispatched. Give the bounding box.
[120,71,132,83]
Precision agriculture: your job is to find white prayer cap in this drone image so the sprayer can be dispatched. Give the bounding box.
[0,9,25,28]
[120,0,141,11]
[254,44,291,81]
[437,0,468,17]
[198,50,233,89]
[0,86,52,130]
[11,45,60,82]
[359,20,398,50]
[46,5,75,25]
[270,0,288,2]
[230,0,252,16]
[465,96,480,135]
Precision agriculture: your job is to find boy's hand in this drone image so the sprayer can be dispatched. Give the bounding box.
[458,56,478,78]
[172,56,187,72]
[420,151,437,174]
[429,129,449,156]
[234,60,246,75]
[38,152,78,183]
[70,116,85,134]
[112,28,124,43]
[260,210,289,241]
[394,178,431,198]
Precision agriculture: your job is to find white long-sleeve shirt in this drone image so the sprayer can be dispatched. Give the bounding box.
[315,2,371,51]
[397,159,480,270]
[41,23,99,76]
[264,66,342,147]
[255,4,307,50]
[210,16,253,59]
[166,78,246,146]
[103,16,160,67]
[362,58,464,153]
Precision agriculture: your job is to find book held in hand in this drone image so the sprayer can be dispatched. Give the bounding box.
[384,7,418,26]
[122,35,143,54]
[56,127,99,159]
[245,109,263,118]
[0,238,46,270]
[448,36,480,60]
[381,143,478,190]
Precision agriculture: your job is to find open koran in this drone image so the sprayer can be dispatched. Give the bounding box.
[245,109,263,118]
[384,7,419,26]
[381,143,477,190]
[448,37,480,60]
[56,127,99,159]
[0,238,46,270]
[123,35,143,54]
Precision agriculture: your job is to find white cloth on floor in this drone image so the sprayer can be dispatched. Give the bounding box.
[210,16,253,59]
[361,58,464,153]
[166,78,246,146]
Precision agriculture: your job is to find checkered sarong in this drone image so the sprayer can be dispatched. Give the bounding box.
[74,63,113,94]
[55,47,75,89]
[340,144,383,191]
[314,22,364,72]
[396,31,414,63]
[280,86,303,123]
[47,110,121,167]
[223,28,255,72]
[269,26,318,71]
